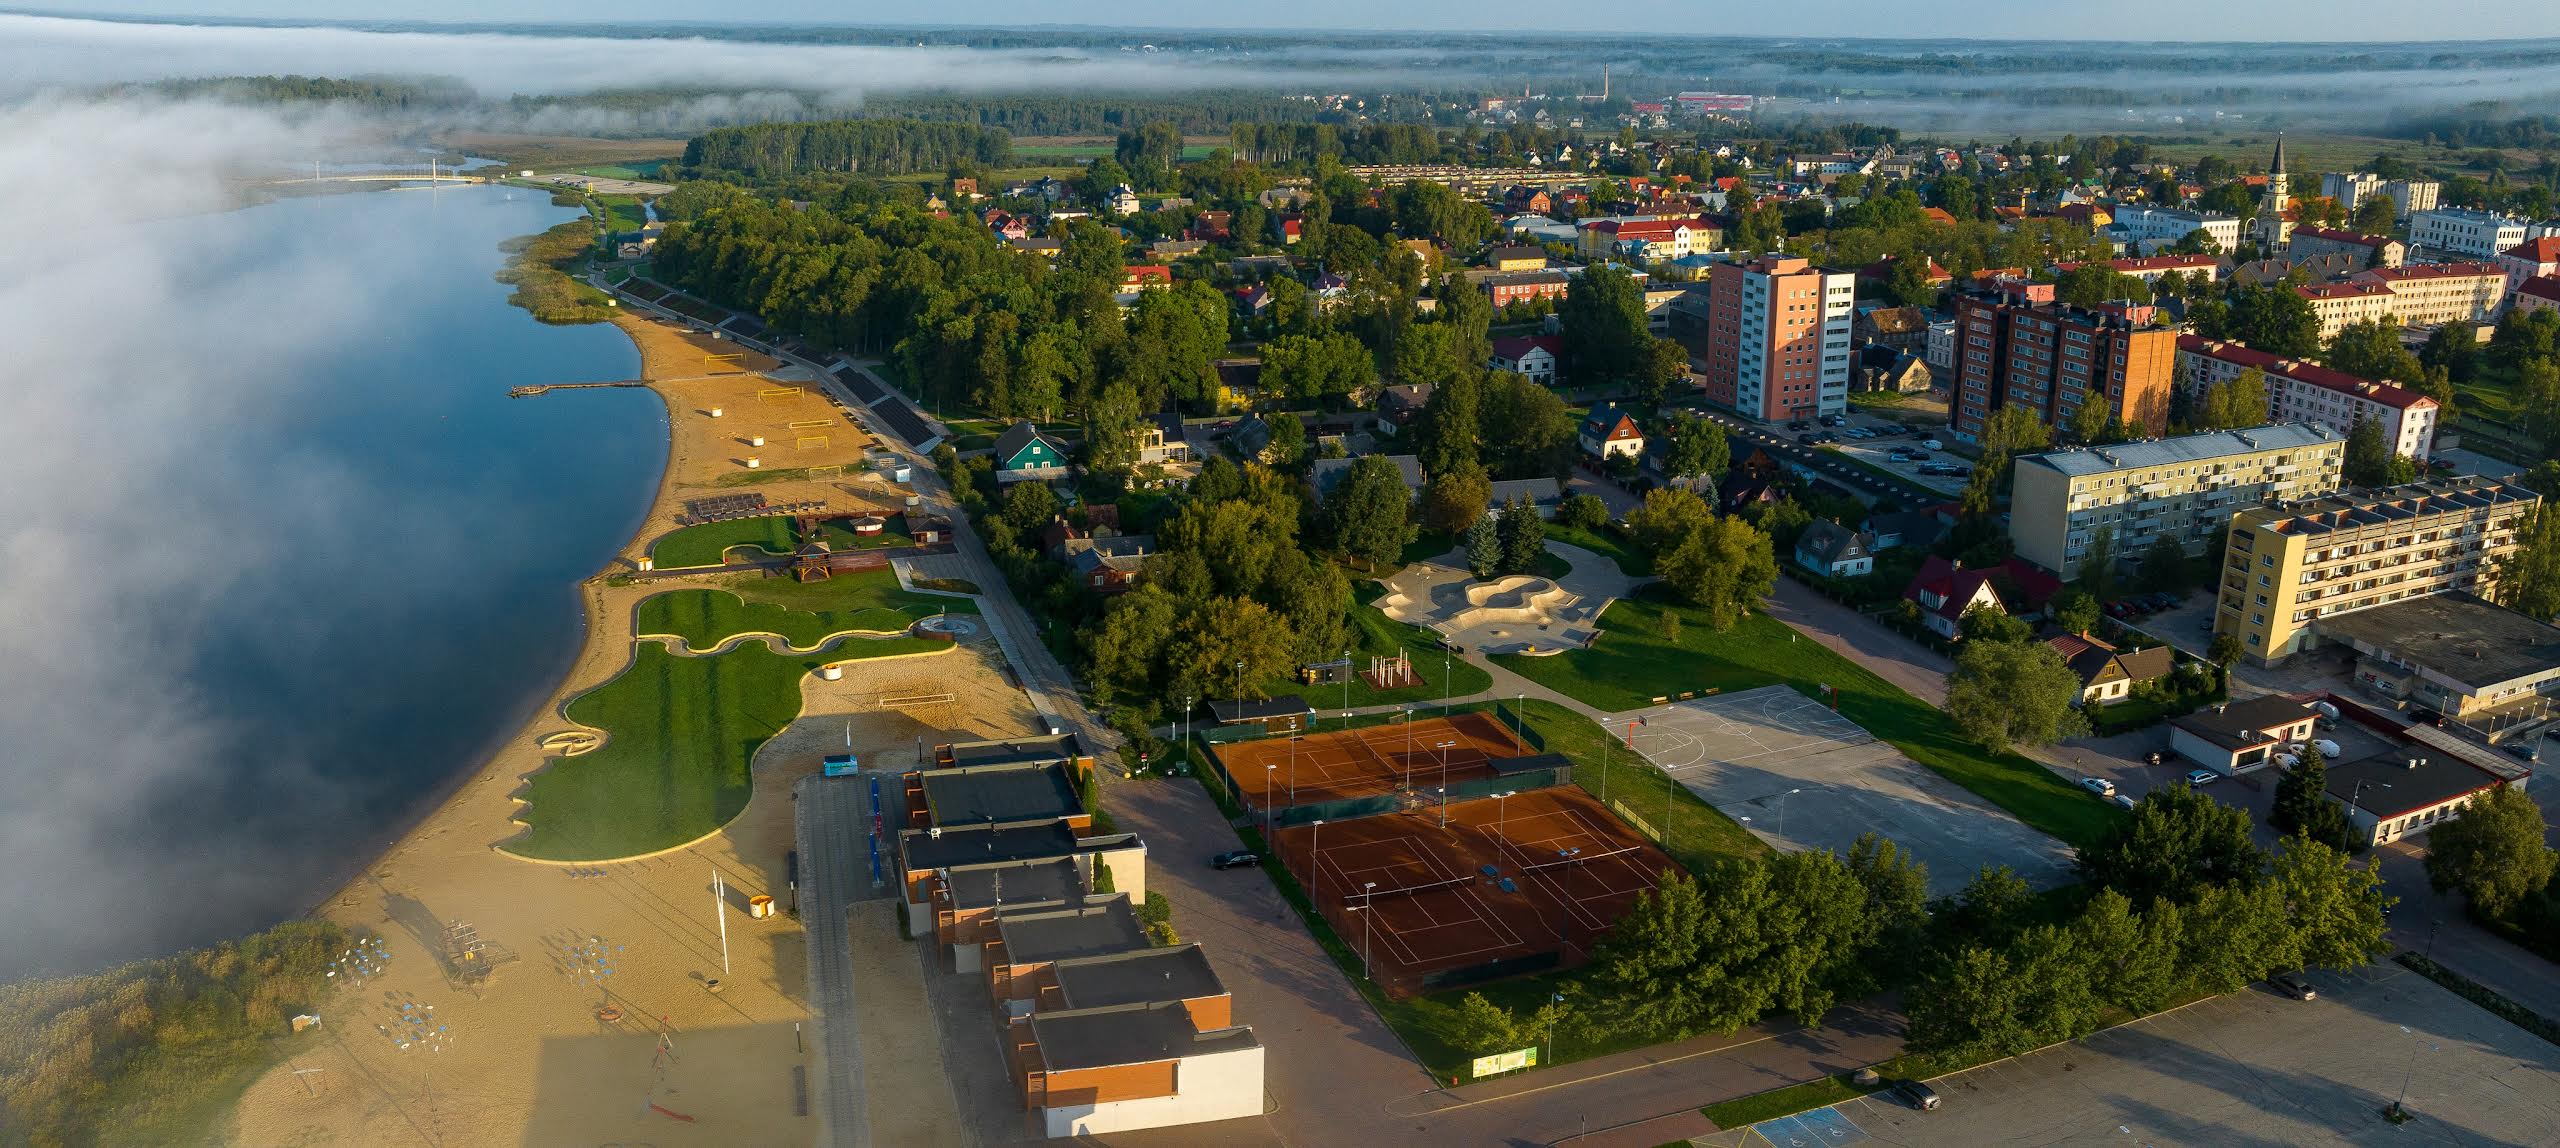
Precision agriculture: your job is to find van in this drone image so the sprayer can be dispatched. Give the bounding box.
[1896,1080,1942,1111]
[2311,700,2341,722]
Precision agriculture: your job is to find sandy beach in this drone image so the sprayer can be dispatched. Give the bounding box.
[223,315,1016,1146]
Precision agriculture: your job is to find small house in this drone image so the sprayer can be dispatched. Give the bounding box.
[2044,633,2175,706]
[2171,696,2320,776]
[994,422,1070,484]
[1900,555,2061,641]
[1489,335,1562,385]
[1793,520,1875,579]
[1577,403,1645,461]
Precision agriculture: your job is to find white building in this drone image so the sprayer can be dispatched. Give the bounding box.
[2111,206,2242,255]
[2178,336,2440,460]
[1924,319,1957,372]
[2320,173,2440,221]
[2409,208,2527,260]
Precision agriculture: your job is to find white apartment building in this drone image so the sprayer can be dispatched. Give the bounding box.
[2008,423,2345,579]
[2111,206,2243,255]
[2409,208,2527,260]
[1703,254,1856,421]
[2320,173,2440,221]
[2179,336,2440,460]
[2294,262,2508,339]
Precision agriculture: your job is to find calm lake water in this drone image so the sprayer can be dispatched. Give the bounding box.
[123,186,662,966]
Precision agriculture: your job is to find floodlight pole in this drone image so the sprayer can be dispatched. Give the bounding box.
[1290,735,1302,804]
[1496,790,1516,836]
[1311,820,1325,895]
[1265,764,1278,841]
[712,868,730,976]
[1362,882,1378,979]
[1342,647,1352,720]
[1436,740,1459,826]
[1403,707,1415,791]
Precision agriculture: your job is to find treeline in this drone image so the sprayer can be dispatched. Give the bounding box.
[120,74,475,109]
[0,920,350,1146]
[681,119,1015,181]
[1451,785,2390,1068]
[2388,108,2560,150]
[869,94,1366,136]
[1228,123,1451,166]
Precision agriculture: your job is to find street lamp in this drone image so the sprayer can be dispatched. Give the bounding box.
[2349,777,2394,846]
[1310,819,1326,898]
[1402,707,1416,792]
[1264,764,1278,841]
[1234,660,1244,709]
[1361,881,1378,979]
[1442,646,1454,713]
[1435,740,1460,825]
[1180,694,1192,770]
[1342,647,1352,720]
[1777,788,1803,837]
[1494,790,1517,836]
[1289,735,1303,804]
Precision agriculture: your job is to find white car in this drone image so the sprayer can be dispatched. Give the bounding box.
[2313,739,2342,758]
[2184,769,2221,786]
[2080,776,2116,797]
[1922,438,1945,450]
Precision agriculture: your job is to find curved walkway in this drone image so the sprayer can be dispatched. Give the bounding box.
[634,626,939,657]
[1378,539,1637,656]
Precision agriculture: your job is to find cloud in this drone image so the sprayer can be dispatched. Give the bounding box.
[0,97,398,977]
[0,13,1410,101]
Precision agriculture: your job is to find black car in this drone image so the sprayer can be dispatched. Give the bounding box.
[2506,741,2543,762]
[1209,850,1260,870]
[1797,432,1821,445]
[1787,419,1812,431]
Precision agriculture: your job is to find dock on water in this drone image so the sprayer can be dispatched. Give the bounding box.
[508,380,645,397]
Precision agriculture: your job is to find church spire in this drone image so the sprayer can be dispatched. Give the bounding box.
[2270,132,2286,176]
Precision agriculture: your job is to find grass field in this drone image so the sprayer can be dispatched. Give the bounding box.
[636,575,974,649]
[595,194,649,233]
[1248,584,1493,710]
[648,516,797,568]
[720,566,976,615]
[575,161,668,180]
[1494,592,2118,849]
[511,635,931,860]
[1543,521,1653,577]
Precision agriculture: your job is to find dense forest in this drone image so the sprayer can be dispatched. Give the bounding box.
[0,920,350,1146]
[681,119,1016,180]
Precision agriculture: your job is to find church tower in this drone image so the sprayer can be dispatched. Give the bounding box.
[2253,134,2294,250]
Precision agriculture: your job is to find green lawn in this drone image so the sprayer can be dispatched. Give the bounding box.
[510,635,937,860]
[648,516,797,568]
[1544,522,1653,577]
[595,194,649,233]
[636,587,968,650]
[1495,592,2118,849]
[814,517,913,551]
[575,161,668,180]
[1249,585,1492,711]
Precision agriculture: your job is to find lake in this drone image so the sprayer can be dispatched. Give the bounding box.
[10,184,663,977]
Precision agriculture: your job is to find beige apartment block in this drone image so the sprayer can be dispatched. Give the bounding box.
[2216,476,2540,665]
[2010,424,2343,580]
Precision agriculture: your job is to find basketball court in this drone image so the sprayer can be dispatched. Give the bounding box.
[1215,711,1527,815]
[1269,787,1673,998]
[1620,685,2075,897]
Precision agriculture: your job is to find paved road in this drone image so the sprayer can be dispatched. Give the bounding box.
[795,772,882,1148]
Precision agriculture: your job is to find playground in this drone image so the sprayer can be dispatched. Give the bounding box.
[1269,787,1671,997]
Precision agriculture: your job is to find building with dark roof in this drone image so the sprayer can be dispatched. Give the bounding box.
[2221,476,2539,664]
[908,760,1088,831]
[939,733,1088,770]
[933,857,1092,972]
[989,897,1150,997]
[1204,696,1313,734]
[2325,751,2510,847]
[1016,1000,1265,1137]
[1901,555,2064,641]
[994,421,1069,483]
[893,818,1147,930]
[2177,337,2437,460]
[2170,696,2320,775]
[1793,520,1875,579]
[1045,944,1229,1018]
[2314,593,2560,721]
[2044,633,2176,707]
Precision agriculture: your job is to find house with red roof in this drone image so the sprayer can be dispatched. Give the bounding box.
[2497,237,2560,291]
[1489,334,1562,385]
[2511,274,2560,319]
[2289,226,2406,269]
[1274,214,1304,245]
[1920,206,1959,227]
[1901,555,2064,641]
[2176,335,2439,459]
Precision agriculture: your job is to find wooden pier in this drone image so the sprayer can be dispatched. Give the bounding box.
[508,381,645,398]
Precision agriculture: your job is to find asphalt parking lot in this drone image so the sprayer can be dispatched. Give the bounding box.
[1695,409,1955,505]
[1625,685,2076,896]
[1697,959,2560,1147]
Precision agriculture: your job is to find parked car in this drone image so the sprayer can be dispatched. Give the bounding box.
[2081,776,2117,797]
[1796,432,1821,445]
[1820,413,1845,427]
[2506,741,2543,762]
[1922,438,1946,450]
[2271,976,2318,1001]
[2111,793,2138,810]
[1787,419,1812,431]
[1896,1080,1942,1111]
[2145,751,2167,766]
[2184,769,2221,787]
[2313,738,2342,758]
[1209,850,1260,870]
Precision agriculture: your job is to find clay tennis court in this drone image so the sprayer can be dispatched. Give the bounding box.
[1217,711,1527,815]
[1268,787,1674,997]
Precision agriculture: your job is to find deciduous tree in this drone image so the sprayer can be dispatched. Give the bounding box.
[1655,517,1777,628]
[2270,836,2392,971]
[2425,785,2559,919]
[1323,454,1415,569]
[2077,783,2268,906]
[1946,637,2088,753]
[1421,460,1494,534]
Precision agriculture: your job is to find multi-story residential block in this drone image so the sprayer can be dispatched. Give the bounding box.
[2512,275,2560,317]
[2496,237,2560,290]
[2111,206,2242,255]
[1576,215,1723,262]
[2293,262,2508,338]
[2286,225,2406,269]
[2216,476,2540,665]
[1468,268,1573,309]
[1701,254,1855,421]
[2178,336,2439,459]
[2408,208,2527,259]
[2009,424,2344,579]
[1949,291,2176,442]
[2320,173,2440,221]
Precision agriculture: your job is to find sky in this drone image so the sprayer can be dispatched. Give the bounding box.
[18,1,2560,42]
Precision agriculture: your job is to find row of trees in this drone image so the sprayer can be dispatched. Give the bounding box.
[1452,779,2392,1064]
[681,118,1015,180]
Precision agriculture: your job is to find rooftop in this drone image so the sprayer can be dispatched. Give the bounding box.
[2173,695,2318,751]
[1029,1001,1260,1071]
[2250,477,2538,537]
[899,818,1136,874]
[1310,454,1424,496]
[1051,944,1227,1009]
[2313,593,2560,690]
[995,896,1149,965]
[943,733,1085,769]
[919,761,1084,827]
[1205,696,1314,723]
[2178,337,2430,408]
[942,857,1086,912]
[2325,753,2504,820]
[2016,423,2339,478]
